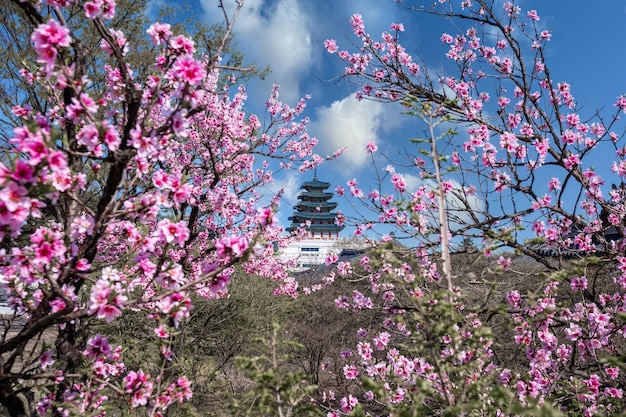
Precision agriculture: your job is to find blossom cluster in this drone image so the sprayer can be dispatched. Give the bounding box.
[0,0,325,413]
[320,1,626,415]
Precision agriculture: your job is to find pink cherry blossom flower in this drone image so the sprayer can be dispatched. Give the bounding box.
[215,235,249,258]
[147,22,172,46]
[84,1,102,20]
[169,35,195,55]
[390,22,405,32]
[343,364,359,380]
[391,173,406,192]
[324,39,338,53]
[83,334,112,360]
[548,177,561,192]
[171,56,206,86]
[102,122,121,152]
[350,13,365,37]
[540,30,551,41]
[325,253,339,265]
[0,181,28,212]
[497,256,511,270]
[158,220,190,246]
[77,124,100,150]
[154,325,170,339]
[40,350,54,369]
[526,10,540,21]
[563,153,580,170]
[571,276,587,291]
[124,370,153,407]
[100,29,128,57]
[12,160,35,184]
[340,395,359,413]
[373,331,390,350]
[366,141,378,152]
[31,20,71,73]
[337,261,352,276]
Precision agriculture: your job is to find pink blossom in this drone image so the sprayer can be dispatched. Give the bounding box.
[615,96,626,113]
[40,351,55,369]
[540,30,552,41]
[507,290,521,308]
[373,331,390,350]
[83,334,112,360]
[526,10,540,21]
[154,325,170,339]
[84,1,102,19]
[350,13,365,37]
[548,177,561,192]
[11,161,33,185]
[390,22,405,32]
[606,366,620,380]
[605,387,623,399]
[497,256,511,270]
[124,370,153,407]
[30,20,70,74]
[324,39,338,53]
[102,122,121,152]
[169,35,195,55]
[343,364,359,380]
[391,173,406,193]
[89,271,127,322]
[325,253,339,265]
[337,261,352,276]
[563,153,580,170]
[0,181,28,212]
[77,124,100,150]
[340,395,359,413]
[438,33,453,46]
[84,0,116,19]
[100,29,128,57]
[147,22,172,46]
[215,235,249,259]
[171,56,206,86]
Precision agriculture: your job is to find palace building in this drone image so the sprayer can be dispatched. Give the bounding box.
[280,175,345,271]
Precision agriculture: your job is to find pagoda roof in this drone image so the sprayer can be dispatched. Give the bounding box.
[294,201,338,209]
[289,212,339,220]
[301,177,331,190]
[298,192,334,200]
[307,224,345,231]
[287,223,345,232]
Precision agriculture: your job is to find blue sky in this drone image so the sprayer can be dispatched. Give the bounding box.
[180,0,626,234]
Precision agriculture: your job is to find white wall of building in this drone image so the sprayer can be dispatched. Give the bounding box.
[278,236,339,272]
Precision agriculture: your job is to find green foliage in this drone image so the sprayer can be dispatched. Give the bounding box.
[230,322,321,417]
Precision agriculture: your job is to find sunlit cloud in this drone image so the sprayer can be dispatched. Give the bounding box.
[310,94,403,173]
[200,0,313,104]
[404,174,485,231]
[260,170,303,227]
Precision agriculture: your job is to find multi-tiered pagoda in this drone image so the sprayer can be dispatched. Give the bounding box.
[287,176,344,238]
[281,176,344,271]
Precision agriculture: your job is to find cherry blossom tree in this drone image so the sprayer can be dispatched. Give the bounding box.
[0,0,323,415]
[319,1,626,415]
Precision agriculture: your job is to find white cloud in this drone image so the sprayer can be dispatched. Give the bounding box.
[259,170,303,227]
[404,175,485,231]
[311,94,395,173]
[201,0,313,104]
[273,171,302,206]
